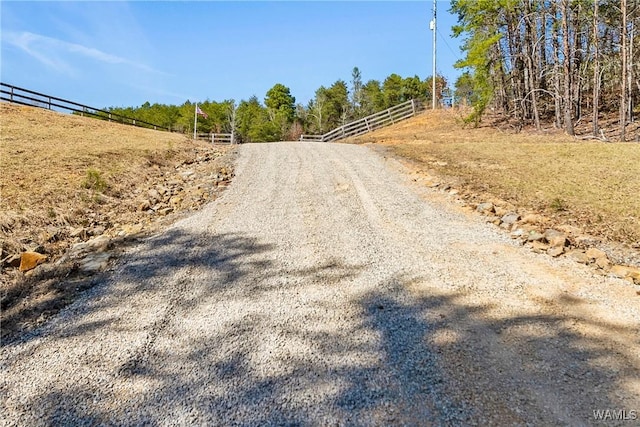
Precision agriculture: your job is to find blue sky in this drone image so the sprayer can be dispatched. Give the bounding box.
[1,1,463,109]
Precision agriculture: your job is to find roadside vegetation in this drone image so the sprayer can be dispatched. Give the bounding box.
[102,68,445,143]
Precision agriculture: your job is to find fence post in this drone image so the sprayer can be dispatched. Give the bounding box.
[411,99,416,116]
[48,97,52,110]
[10,86,14,102]
[388,109,395,124]
[365,118,371,131]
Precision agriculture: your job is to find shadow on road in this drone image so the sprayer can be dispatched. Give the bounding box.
[8,227,639,425]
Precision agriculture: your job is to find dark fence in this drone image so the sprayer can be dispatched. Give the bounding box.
[0,82,170,131]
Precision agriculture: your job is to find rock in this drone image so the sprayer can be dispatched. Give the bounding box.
[69,227,88,239]
[510,229,525,239]
[501,212,521,226]
[566,249,590,264]
[19,251,48,272]
[485,216,499,224]
[79,252,111,273]
[547,246,565,257]
[90,225,106,236]
[148,189,161,203]
[138,200,151,211]
[169,196,183,207]
[476,202,495,214]
[521,213,543,224]
[585,248,607,260]
[544,229,568,248]
[156,186,168,196]
[610,265,640,284]
[530,241,549,253]
[157,207,174,216]
[526,231,545,242]
[69,235,111,258]
[494,206,508,217]
[121,223,143,235]
[595,257,611,270]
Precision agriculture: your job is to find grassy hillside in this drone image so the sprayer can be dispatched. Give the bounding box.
[1,103,189,216]
[1,103,233,339]
[346,109,640,246]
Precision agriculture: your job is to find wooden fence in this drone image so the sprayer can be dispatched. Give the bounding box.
[195,133,234,144]
[300,99,423,143]
[0,82,170,131]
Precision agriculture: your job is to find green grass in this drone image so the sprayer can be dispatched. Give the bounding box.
[81,168,108,193]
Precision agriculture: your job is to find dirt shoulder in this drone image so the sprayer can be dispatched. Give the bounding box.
[1,104,237,341]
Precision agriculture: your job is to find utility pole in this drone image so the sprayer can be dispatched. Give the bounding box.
[430,0,437,109]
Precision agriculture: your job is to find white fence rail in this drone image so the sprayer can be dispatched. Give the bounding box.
[212,133,234,144]
[196,133,234,144]
[300,99,423,143]
[299,135,324,142]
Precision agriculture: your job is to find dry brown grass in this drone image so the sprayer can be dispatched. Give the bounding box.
[1,103,236,341]
[347,109,640,245]
[1,103,188,215]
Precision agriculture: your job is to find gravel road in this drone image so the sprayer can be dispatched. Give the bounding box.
[2,142,639,426]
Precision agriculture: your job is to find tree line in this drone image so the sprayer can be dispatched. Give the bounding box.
[451,0,639,141]
[105,68,447,143]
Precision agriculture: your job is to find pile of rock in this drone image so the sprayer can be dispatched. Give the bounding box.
[136,165,233,216]
[1,147,236,280]
[473,201,640,285]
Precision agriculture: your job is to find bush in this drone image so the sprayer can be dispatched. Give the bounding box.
[81,168,108,193]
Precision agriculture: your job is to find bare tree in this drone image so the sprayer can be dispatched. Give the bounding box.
[562,0,575,135]
[227,100,237,144]
[621,0,628,141]
[308,93,326,134]
[593,0,600,137]
[627,14,634,124]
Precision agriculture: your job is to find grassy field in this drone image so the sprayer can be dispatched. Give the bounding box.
[347,109,640,245]
[1,103,190,217]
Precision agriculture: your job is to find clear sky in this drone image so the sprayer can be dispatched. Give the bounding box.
[1,1,463,109]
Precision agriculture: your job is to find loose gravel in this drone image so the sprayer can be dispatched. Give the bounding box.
[2,142,639,426]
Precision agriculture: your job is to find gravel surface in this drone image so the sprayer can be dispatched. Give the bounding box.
[2,142,639,426]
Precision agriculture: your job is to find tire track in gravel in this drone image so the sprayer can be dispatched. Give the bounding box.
[2,142,639,426]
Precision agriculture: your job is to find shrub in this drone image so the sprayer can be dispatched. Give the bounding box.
[81,168,108,193]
